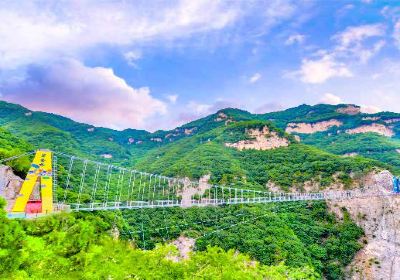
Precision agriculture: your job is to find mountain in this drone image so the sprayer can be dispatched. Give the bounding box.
[2,100,398,279]
[0,101,398,189]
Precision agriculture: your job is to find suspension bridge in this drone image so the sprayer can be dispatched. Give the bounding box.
[1,150,398,218]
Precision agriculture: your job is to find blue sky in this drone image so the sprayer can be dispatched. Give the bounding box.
[0,0,400,131]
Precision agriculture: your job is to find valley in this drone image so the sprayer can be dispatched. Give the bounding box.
[1,101,400,279]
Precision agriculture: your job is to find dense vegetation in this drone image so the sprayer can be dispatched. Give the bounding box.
[2,100,400,279]
[301,133,400,173]
[136,122,386,190]
[1,197,363,279]
[1,199,321,279]
[120,202,363,279]
[1,100,399,177]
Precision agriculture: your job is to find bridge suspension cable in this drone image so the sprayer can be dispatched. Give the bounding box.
[3,150,399,215]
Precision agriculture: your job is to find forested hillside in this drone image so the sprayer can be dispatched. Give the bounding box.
[1,101,399,173]
[1,100,400,279]
[1,197,364,279]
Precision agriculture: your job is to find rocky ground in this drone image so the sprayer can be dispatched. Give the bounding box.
[0,165,23,211]
[327,171,400,280]
[285,119,343,134]
[225,126,289,151]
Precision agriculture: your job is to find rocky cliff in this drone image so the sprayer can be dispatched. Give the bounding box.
[327,171,400,280]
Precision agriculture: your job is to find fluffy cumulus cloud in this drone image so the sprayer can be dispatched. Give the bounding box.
[2,59,166,130]
[0,0,308,130]
[0,0,244,69]
[294,23,386,84]
[298,55,353,84]
[320,93,343,105]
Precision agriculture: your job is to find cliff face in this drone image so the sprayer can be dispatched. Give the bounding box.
[327,171,400,280]
[0,165,23,211]
[225,126,289,151]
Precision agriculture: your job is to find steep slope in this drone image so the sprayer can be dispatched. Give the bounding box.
[0,100,399,176]
[0,102,254,164]
[259,104,400,171]
[136,120,388,191]
[0,101,392,280]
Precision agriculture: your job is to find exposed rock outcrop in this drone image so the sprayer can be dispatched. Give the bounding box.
[325,171,400,280]
[215,112,235,125]
[286,119,342,134]
[225,126,289,151]
[178,175,211,207]
[0,165,24,211]
[215,112,228,121]
[184,127,197,135]
[337,105,361,115]
[171,236,195,261]
[362,117,380,121]
[384,118,400,124]
[343,152,359,157]
[346,124,394,137]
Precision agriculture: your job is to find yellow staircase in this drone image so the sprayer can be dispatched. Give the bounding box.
[11,150,53,214]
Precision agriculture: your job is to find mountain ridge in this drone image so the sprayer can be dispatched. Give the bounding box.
[0,100,399,176]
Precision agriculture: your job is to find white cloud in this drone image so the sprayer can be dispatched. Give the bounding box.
[124,50,142,67]
[358,40,386,63]
[332,24,385,63]
[285,34,305,45]
[320,93,342,105]
[249,73,262,83]
[298,55,352,84]
[0,1,243,69]
[333,24,385,48]
[167,94,178,104]
[0,0,305,70]
[2,59,166,130]
[360,105,381,114]
[187,101,213,115]
[292,23,385,84]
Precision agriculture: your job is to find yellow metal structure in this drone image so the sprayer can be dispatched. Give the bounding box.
[11,150,53,214]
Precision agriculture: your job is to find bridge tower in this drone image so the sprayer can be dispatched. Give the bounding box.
[11,150,53,215]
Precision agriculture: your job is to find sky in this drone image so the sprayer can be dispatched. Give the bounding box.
[1,0,400,131]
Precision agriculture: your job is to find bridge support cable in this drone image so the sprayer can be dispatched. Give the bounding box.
[90,164,101,209]
[160,177,170,241]
[115,169,123,207]
[8,150,399,213]
[103,165,112,208]
[76,160,88,210]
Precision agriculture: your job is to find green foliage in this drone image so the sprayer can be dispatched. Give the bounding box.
[302,133,400,174]
[0,128,32,175]
[0,199,320,279]
[120,202,363,279]
[137,124,383,190]
[0,101,393,279]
